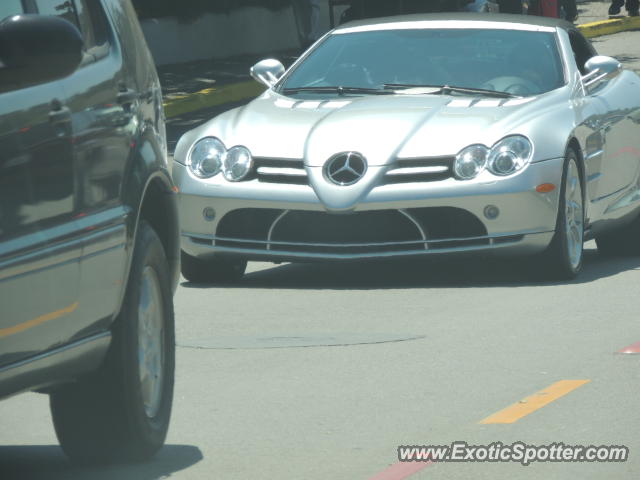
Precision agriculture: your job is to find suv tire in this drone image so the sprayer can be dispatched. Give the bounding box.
[50,221,175,464]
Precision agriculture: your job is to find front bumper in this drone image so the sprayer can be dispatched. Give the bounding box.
[173,158,563,262]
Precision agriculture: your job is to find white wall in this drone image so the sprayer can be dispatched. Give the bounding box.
[140,2,337,66]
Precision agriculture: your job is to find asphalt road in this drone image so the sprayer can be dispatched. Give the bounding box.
[2,23,640,480]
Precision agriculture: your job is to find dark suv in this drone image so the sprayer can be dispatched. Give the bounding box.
[0,0,179,464]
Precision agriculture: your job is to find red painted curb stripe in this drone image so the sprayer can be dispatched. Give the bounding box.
[618,341,640,353]
[367,461,433,480]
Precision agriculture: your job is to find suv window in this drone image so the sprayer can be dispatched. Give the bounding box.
[33,0,110,60]
[0,0,24,21]
[33,0,78,27]
[73,0,110,53]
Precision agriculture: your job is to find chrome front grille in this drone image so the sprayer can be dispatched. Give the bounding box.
[252,157,307,185]
[382,156,454,185]
[251,156,455,185]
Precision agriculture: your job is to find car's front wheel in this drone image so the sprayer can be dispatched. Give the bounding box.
[50,221,175,464]
[538,149,584,280]
[181,250,247,283]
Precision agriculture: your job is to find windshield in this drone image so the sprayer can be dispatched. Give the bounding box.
[280,28,565,97]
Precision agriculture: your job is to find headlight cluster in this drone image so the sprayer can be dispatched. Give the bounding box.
[187,137,253,182]
[453,135,533,180]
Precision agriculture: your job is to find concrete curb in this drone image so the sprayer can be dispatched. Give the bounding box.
[163,17,640,119]
[164,80,265,118]
[578,15,640,38]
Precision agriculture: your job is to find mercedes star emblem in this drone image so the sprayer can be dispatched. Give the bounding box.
[325,152,368,186]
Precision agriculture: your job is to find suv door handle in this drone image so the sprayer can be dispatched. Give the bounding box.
[49,105,71,125]
[117,88,138,105]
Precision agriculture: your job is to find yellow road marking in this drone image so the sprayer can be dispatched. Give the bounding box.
[479,380,590,424]
[0,302,79,338]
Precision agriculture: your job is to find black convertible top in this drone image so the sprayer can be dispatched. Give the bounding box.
[336,12,575,32]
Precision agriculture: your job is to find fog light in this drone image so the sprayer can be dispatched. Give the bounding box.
[484,205,500,220]
[203,207,216,221]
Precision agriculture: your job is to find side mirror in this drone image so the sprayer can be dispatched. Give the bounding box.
[250,59,285,88]
[0,14,83,93]
[582,55,622,92]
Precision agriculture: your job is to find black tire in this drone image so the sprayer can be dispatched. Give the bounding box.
[595,214,640,256]
[536,149,585,280]
[50,221,175,464]
[181,250,247,283]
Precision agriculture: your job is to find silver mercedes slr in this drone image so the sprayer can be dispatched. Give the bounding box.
[173,13,640,282]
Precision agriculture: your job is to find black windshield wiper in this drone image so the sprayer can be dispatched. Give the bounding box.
[384,83,443,90]
[383,83,519,98]
[282,86,392,96]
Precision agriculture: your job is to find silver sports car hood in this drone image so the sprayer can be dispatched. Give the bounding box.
[199,90,543,166]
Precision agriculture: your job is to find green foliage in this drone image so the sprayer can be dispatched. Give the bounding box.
[132,0,292,20]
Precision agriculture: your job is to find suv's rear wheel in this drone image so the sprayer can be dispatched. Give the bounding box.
[50,221,175,464]
[181,250,246,283]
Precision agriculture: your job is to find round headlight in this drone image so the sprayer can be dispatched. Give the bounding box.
[223,146,253,182]
[188,137,225,178]
[454,145,489,180]
[488,135,532,176]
